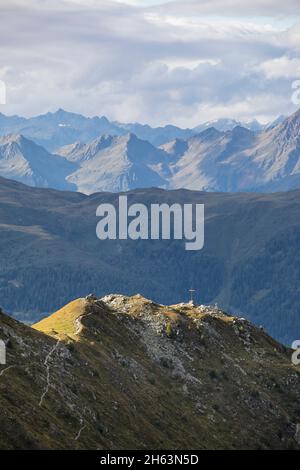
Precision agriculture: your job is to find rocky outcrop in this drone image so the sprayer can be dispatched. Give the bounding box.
[0,294,299,450]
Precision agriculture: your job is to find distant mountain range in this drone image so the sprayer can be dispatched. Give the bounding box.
[0,108,283,151]
[0,109,298,193]
[0,109,123,151]
[0,177,299,345]
[193,117,266,133]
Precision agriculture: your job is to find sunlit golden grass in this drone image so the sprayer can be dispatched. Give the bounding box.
[33,298,86,338]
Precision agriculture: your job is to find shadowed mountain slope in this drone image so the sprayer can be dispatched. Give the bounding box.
[0,294,300,449]
[0,177,299,344]
[0,134,76,190]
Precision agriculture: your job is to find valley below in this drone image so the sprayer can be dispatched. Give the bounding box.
[0,177,299,345]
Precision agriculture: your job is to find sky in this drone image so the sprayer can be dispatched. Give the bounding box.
[0,0,300,127]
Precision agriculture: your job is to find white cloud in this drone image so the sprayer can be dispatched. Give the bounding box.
[260,57,300,79]
[0,0,299,126]
[152,0,300,17]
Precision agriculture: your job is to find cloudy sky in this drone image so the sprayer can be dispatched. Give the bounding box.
[0,0,300,126]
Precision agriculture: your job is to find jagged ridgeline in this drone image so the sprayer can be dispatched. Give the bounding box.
[0,109,300,194]
[0,294,300,450]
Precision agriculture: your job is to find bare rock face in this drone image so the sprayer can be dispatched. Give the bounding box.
[0,294,300,450]
[1,108,300,195]
[85,294,98,302]
[0,134,77,191]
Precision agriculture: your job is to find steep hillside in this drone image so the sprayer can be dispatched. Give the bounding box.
[0,177,299,344]
[0,134,76,190]
[60,133,171,194]
[168,109,300,192]
[0,295,300,450]
[251,109,300,190]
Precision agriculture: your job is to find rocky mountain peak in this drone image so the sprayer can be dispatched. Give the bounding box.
[279,108,300,140]
[195,127,222,141]
[0,133,27,146]
[1,293,300,449]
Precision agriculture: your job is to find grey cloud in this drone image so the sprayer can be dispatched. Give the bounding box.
[153,0,300,17]
[0,0,299,126]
